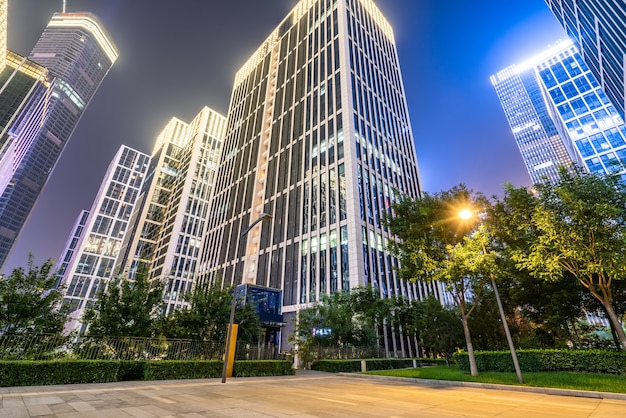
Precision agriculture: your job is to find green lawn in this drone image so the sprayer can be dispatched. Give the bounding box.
[365,365,626,394]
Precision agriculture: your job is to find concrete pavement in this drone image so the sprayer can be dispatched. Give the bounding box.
[1,370,625,417]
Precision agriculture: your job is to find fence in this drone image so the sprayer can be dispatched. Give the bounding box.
[0,334,284,361]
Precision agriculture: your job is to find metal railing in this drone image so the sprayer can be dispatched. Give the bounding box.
[0,334,228,361]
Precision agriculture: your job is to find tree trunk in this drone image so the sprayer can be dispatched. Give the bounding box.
[461,314,478,376]
[600,305,622,351]
[601,301,626,350]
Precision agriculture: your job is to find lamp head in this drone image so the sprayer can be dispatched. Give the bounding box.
[258,212,272,221]
[458,209,473,220]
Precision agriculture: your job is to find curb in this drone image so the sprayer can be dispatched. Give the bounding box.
[337,372,626,401]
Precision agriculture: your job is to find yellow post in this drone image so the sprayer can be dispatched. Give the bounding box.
[225,324,238,377]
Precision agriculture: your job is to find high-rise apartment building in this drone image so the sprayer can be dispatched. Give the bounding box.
[545,1,626,117]
[198,0,426,352]
[492,40,626,184]
[117,107,226,314]
[57,145,149,332]
[0,12,117,269]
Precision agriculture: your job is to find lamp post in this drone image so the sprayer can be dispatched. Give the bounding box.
[459,209,524,384]
[221,212,272,384]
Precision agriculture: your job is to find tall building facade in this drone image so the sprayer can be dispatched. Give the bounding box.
[492,40,626,184]
[0,12,117,269]
[198,0,427,352]
[117,107,226,314]
[0,51,50,151]
[57,145,149,332]
[546,0,626,117]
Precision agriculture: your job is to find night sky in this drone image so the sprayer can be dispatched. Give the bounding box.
[4,0,566,272]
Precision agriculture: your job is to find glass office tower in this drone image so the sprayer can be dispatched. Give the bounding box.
[492,40,626,184]
[198,0,426,354]
[0,13,117,269]
[117,107,226,314]
[545,0,626,117]
[57,146,149,333]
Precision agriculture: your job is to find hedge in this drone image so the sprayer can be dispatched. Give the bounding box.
[0,359,294,386]
[454,350,626,374]
[234,360,295,377]
[0,360,119,387]
[311,358,421,373]
[143,360,223,380]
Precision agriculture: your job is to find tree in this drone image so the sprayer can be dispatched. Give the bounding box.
[159,282,261,344]
[83,273,163,337]
[417,295,464,361]
[386,185,491,376]
[500,169,626,350]
[0,258,69,334]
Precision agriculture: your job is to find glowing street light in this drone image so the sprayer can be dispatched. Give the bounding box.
[458,209,524,384]
[221,212,272,384]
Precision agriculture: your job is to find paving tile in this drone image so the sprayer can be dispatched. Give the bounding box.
[68,400,98,412]
[0,405,30,418]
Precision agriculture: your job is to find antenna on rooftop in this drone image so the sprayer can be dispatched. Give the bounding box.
[62,0,66,13]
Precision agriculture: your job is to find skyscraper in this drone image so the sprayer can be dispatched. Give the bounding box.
[492,40,626,184]
[0,12,117,269]
[0,0,6,73]
[546,0,626,117]
[57,145,149,333]
[117,107,226,314]
[198,0,426,353]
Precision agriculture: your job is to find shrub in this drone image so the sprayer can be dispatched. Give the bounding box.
[233,360,294,377]
[311,358,418,372]
[311,360,362,372]
[143,360,223,380]
[0,360,119,387]
[454,350,626,374]
[117,360,147,381]
[366,359,414,371]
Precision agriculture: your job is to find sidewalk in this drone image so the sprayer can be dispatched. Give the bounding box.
[1,371,625,417]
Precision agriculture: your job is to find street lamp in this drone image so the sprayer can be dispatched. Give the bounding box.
[221,212,272,384]
[459,209,524,384]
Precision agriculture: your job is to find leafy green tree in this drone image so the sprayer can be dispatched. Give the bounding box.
[159,283,261,344]
[0,258,69,334]
[500,169,626,350]
[83,273,163,337]
[417,295,464,361]
[289,287,392,363]
[386,185,491,376]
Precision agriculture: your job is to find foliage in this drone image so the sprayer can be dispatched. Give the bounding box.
[0,258,69,334]
[454,349,626,374]
[416,296,464,359]
[311,358,414,372]
[83,272,163,337]
[386,184,492,376]
[117,360,146,381]
[143,360,223,380]
[0,360,119,386]
[0,333,69,360]
[233,360,295,377]
[366,365,626,394]
[290,287,391,368]
[158,282,261,344]
[497,169,626,349]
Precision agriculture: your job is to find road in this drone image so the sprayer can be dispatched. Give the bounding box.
[0,371,624,417]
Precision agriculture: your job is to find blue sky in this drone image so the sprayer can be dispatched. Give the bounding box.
[4,0,567,272]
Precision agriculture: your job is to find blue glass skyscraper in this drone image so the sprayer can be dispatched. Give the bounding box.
[546,0,626,118]
[492,40,626,184]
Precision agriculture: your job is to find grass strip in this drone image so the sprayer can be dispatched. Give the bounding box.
[365,365,626,394]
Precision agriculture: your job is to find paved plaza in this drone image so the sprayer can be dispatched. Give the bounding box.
[1,371,625,417]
